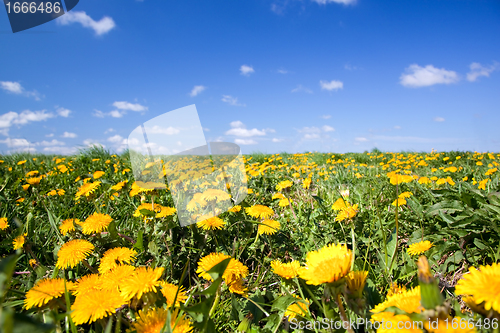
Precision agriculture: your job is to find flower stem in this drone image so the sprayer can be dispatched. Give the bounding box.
[337,294,354,333]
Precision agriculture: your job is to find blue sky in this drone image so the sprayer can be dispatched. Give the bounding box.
[1,0,499,155]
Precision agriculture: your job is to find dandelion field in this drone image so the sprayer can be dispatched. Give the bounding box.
[1,148,500,333]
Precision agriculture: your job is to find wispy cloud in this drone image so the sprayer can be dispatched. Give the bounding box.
[466,62,499,82]
[240,65,255,76]
[62,132,77,138]
[0,81,43,100]
[0,110,54,136]
[235,138,257,145]
[400,64,459,88]
[190,85,206,97]
[320,115,331,119]
[225,121,269,137]
[433,117,445,122]
[320,80,343,91]
[57,11,116,36]
[113,101,148,112]
[222,95,246,106]
[57,107,72,117]
[277,68,288,74]
[322,125,335,132]
[291,85,313,94]
[311,0,356,5]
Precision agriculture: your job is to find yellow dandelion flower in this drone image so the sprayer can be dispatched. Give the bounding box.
[120,267,164,301]
[455,262,500,313]
[407,241,433,255]
[26,176,42,185]
[303,178,312,189]
[258,219,280,235]
[372,286,422,315]
[0,217,8,230]
[276,180,293,191]
[346,271,368,298]
[80,213,112,235]
[55,239,94,269]
[228,205,241,213]
[111,180,128,191]
[371,313,423,333]
[160,282,188,307]
[298,243,352,285]
[22,184,30,191]
[156,206,176,218]
[71,289,126,325]
[57,189,65,195]
[73,274,103,296]
[285,296,310,319]
[399,191,413,198]
[25,170,39,177]
[93,170,105,179]
[196,253,248,284]
[200,188,231,202]
[101,264,136,291]
[75,181,101,200]
[131,308,193,333]
[270,260,300,279]
[24,278,76,309]
[227,277,248,296]
[59,218,79,236]
[272,193,286,200]
[17,160,27,165]
[197,216,226,230]
[418,177,430,184]
[13,233,27,250]
[245,205,274,219]
[99,247,137,273]
[278,198,291,207]
[335,203,359,222]
[332,198,347,211]
[478,178,490,190]
[392,197,407,206]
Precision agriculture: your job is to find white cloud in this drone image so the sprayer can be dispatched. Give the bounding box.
[226,121,267,137]
[372,135,463,144]
[203,127,210,132]
[190,85,206,97]
[311,0,356,5]
[320,115,331,119]
[320,80,344,91]
[355,137,368,142]
[222,95,245,106]
[394,125,401,130]
[0,110,54,135]
[83,139,106,148]
[107,134,124,143]
[57,107,72,117]
[277,69,288,74]
[0,138,31,147]
[304,133,320,140]
[57,11,116,36]
[113,101,148,112]
[0,81,43,100]
[62,132,77,138]
[466,62,499,82]
[235,138,257,145]
[322,125,335,132]
[93,110,105,118]
[46,133,54,137]
[109,110,124,118]
[240,65,255,76]
[0,81,23,94]
[38,139,65,146]
[400,64,459,88]
[272,138,284,143]
[344,64,359,70]
[104,128,115,134]
[146,125,180,135]
[297,126,322,134]
[434,117,445,122]
[291,85,313,94]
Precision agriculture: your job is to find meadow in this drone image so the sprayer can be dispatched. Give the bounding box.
[0,148,499,333]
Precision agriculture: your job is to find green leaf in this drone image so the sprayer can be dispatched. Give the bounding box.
[139,209,156,217]
[46,208,63,243]
[134,230,144,251]
[0,254,19,301]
